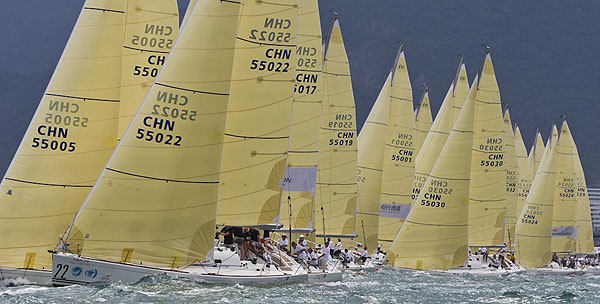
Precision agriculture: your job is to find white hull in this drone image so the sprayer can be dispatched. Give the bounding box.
[528,267,585,275]
[307,269,343,282]
[0,267,52,285]
[334,259,376,273]
[52,253,307,286]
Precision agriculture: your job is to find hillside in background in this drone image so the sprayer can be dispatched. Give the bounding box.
[1,0,599,185]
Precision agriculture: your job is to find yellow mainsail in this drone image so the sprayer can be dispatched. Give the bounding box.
[537,124,558,173]
[528,130,545,177]
[65,0,242,267]
[314,15,358,240]
[118,0,179,139]
[414,89,432,156]
[551,120,577,253]
[387,80,476,270]
[216,0,298,227]
[279,0,322,234]
[515,139,558,268]
[514,125,533,223]
[468,49,506,247]
[356,72,390,249]
[571,126,594,254]
[503,108,518,248]
[0,0,125,270]
[377,47,416,252]
[411,60,468,205]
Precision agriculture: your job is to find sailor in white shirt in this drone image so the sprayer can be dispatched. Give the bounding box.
[276,234,289,252]
[295,242,307,261]
[327,238,334,255]
[308,248,318,267]
[319,241,331,267]
[298,235,307,247]
[334,239,342,257]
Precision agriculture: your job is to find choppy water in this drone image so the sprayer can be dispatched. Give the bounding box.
[1,268,599,303]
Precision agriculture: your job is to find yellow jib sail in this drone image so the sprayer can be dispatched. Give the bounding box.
[571,126,594,253]
[411,60,468,205]
[503,109,518,248]
[414,89,432,156]
[468,49,506,247]
[356,72,390,249]
[451,58,470,125]
[314,15,358,239]
[387,81,476,270]
[118,0,179,139]
[514,125,533,223]
[279,0,322,234]
[216,0,298,227]
[65,0,242,267]
[515,139,558,268]
[0,0,125,270]
[378,47,416,252]
[551,120,577,253]
[528,130,545,178]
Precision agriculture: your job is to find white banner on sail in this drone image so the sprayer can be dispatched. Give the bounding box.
[379,203,411,219]
[552,226,577,238]
[279,167,317,192]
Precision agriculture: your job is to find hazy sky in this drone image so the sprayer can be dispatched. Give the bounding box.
[2,0,599,184]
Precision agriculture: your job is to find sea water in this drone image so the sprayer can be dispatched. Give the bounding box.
[1,268,599,303]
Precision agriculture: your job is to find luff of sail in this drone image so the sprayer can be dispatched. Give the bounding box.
[571,126,594,253]
[279,0,322,234]
[181,0,197,28]
[378,47,416,252]
[118,0,179,139]
[551,120,577,253]
[514,125,533,223]
[356,72,390,249]
[216,0,298,228]
[387,80,476,270]
[411,60,468,206]
[528,130,545,178]
[0,0,124,270]
[414,89,432,156]
[65,0,242,267]
[468,49,506,247]
[515,139,558,268]
[537,124,558,175]
[314,15,358,239]
[503,108,518,249]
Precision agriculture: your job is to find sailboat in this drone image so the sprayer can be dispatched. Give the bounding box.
[52,0,308,285]
[503,108,518,250]
[376,47,416,260]
[314,14,371,273]
[388,49,523,275]
[0,0,178,285]
[410,58,468,210]
[517,120,584,275]
[275,1,342,283]
[514,125,533,224]
[386,69,477,271]
[414,88,432,156]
